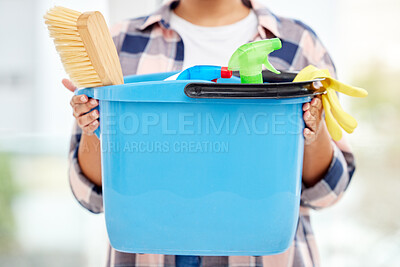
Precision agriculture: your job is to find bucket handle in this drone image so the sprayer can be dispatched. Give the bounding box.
[74,88,101,138]
[184,80,324,99]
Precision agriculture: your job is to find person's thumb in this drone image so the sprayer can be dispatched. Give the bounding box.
[62,79,77,92]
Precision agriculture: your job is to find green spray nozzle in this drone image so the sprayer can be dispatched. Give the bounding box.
[228,38,282,84]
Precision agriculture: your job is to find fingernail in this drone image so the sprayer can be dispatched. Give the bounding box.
[92,120,98,125]
[312,99,318,106]
[80,96,87,102]
[305,103,310,110]
[90,99,97,105]
[92,110,99,118]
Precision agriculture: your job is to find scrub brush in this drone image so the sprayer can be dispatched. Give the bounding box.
[43,6,123,88]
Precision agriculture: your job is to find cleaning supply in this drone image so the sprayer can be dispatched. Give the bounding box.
[228,38,282,84]
[176,65,233,82]
[164,65,238,83]
[293,65,368,140]
[44,6,123,88]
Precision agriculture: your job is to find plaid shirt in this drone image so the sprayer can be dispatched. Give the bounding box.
[68,0,355,266]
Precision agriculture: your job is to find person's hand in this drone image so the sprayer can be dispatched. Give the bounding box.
[302,96,324,145]
[302,95,334,186]
[63,79,99,135]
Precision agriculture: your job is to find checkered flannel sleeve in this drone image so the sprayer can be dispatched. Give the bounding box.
[300,141,355,210]
[68,122,103,213]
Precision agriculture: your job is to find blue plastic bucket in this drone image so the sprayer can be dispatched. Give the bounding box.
[76,72,310,256]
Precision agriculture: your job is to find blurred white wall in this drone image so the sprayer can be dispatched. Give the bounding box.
[0,0,36,136]
[0,0,108,155]
[337,0,400,74]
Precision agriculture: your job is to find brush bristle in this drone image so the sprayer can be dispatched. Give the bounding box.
[44,6,103,88]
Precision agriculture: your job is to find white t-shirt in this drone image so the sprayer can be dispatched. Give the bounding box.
[169,10,259,70]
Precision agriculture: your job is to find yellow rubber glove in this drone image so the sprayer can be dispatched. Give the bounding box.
[293,65,368,141]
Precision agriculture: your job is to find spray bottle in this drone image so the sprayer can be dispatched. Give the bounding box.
[228,38,282,84]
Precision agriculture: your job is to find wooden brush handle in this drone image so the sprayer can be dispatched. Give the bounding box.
[77,12,124,86]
